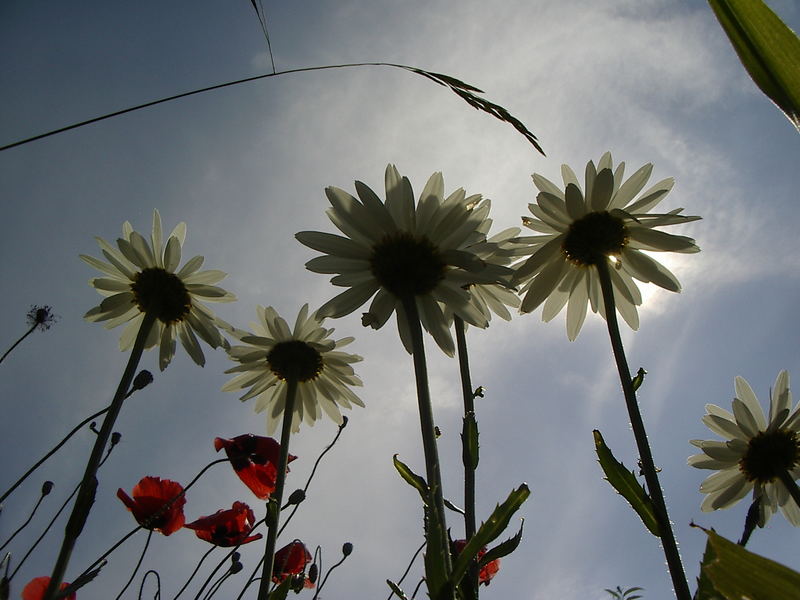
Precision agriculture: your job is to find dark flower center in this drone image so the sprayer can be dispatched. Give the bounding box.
[130,267,191,323]
[739,429,800,483]
[369,232,446,298]
[562,211,628,266]
[267,340,323,382]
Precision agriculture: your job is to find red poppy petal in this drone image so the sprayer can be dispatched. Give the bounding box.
[21,577,76,600]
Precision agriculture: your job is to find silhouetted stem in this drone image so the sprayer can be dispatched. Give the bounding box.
[385,541,426,600]
[0,487,48,552]
[1,405,110,504]
[172,546,215,600]
[44,312,157,600]
[402,297,452,579]
[0,322,37,365]
[596,260,690,600]
[114,530,152,600]
[256,378,297,600]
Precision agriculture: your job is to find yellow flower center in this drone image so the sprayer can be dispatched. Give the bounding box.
[130,268,192,323]
[739,428,800,484]
[369,232,446,298]
[267,340,323,382]
[562,211,628,266]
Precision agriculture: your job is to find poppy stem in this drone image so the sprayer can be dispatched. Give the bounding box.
[43,312,157,600]
[596,260,690,600]
[777,468,800,510]
[114,529,152,600]
[454,316,479,600]
[401,297,453,584]
[256,378,298,600]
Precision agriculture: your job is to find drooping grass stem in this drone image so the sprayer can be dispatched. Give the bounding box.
[596,260,690,600]
[44,312,157,600]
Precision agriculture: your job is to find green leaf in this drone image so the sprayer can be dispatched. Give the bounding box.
[701,528,800,600]
[450,484,530,585]
[695,536,724,600]
[708,0,800,130]
[461,412,479,471]
[444,497,466,515]
[386,580,411,600]
[393,454,429,504]
[267,576,293,600]
[631,368,647,392]
[593,430,660,536]
[479,519,524,566]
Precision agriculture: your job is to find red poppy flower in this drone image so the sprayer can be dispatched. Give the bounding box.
[117,476,185,535]
[185,501,262,547]
[272,540,314,588]
[452,539,500,586]
[21,576,76,600]
[214,434,296,500]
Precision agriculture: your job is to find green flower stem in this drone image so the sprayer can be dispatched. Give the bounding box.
[595,260,690,600]
[44,312,157,600]
[454,316,479,599]
[401,297,453,578]
[256,377,298,600]
[777,468,800,510]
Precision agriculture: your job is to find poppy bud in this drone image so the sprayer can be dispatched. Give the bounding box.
[111,432,122,445]
[287,489,306,505]
[342,542,353,556]
[231,552,241,562]
[308,563,318,584]
[41,481,54,496]
[230,561,243,575]
[132,370,154,391]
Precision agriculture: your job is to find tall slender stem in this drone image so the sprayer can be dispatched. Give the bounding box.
[44,312,157,600]
[454,316,478,600]
[595,260,690,600]
[401,298,452,577]
[256,378,297,600]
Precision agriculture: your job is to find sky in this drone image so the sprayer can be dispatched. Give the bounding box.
[1,1,799,599]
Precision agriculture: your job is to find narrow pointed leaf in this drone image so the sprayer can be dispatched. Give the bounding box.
[709,0,800,130]
[450,484,530,585]
[386,580,411,600]
[393,454,429,504]
[479,519,524,566]
[444,498,466,515]
[593,430,660,536]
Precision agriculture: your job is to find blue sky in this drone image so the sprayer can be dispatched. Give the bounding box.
[1,1,799,599]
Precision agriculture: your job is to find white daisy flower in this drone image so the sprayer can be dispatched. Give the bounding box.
[222,304,364,434]
[513,152,700,340]
[689,371,800,526]
[81,209,235,370]
[445,225,524,325]
[296,165,509,356]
